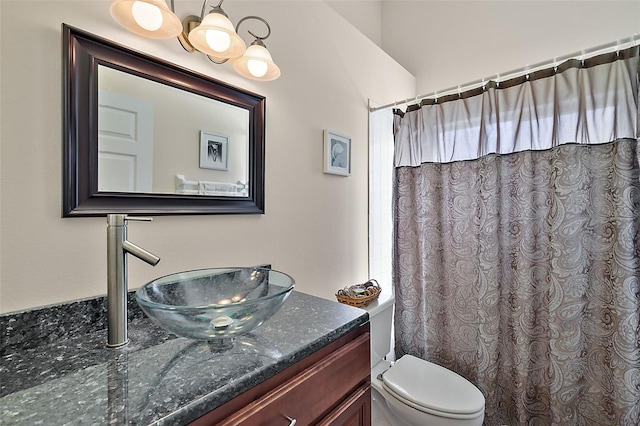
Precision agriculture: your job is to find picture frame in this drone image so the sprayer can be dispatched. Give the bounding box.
[200,131,229,171]
[323,130,351,176]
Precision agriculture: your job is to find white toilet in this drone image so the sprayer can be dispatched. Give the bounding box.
[364,292,485,426]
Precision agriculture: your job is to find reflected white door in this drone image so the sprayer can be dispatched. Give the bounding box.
[98,90,154,192]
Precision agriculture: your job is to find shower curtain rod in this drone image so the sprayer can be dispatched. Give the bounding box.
[370,34,640,113]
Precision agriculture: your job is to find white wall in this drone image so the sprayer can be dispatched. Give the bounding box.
[8,1,630,314]
[0,0,415,313]
[381,0,640,96]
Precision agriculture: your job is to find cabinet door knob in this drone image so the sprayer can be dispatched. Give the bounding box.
[284,415,297,425]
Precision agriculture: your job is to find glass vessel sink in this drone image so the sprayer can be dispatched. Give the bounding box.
[135,267,294,349]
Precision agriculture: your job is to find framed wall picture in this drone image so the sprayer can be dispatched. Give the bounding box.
[323,130,351,176]
[200,131,229,171]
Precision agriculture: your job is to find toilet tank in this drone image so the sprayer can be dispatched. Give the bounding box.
[363,291,394,365]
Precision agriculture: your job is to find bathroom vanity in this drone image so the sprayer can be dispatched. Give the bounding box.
[0,291,370,425]
[196,324,371,425]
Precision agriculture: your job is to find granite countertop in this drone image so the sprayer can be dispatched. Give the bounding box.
[0,291,368,425]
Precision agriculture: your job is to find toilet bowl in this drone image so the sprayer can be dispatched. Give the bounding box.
[364,292,485,426]
[371,356,485,425]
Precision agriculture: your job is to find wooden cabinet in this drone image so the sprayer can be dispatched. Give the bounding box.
[190,324,371,426]
[317,384,371,426]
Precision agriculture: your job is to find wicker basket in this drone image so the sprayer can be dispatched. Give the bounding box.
[335,279,381,308]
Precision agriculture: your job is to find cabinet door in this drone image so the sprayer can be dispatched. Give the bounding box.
[317,384,371,426]
[217,333,370,425]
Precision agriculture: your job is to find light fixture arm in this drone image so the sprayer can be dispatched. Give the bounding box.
[207,15,272,65]
[206,0,227,19]
[208,55,229,64]
[235,16,272,42]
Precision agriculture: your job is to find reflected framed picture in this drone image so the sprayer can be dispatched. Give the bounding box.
[323,130,351,176]
[200,131,229,171]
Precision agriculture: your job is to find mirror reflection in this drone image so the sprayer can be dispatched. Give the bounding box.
[98,66,249,196]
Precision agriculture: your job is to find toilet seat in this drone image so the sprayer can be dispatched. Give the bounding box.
[381,355,485,418]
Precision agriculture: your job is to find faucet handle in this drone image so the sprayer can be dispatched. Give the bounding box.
[126,216,153,222]
[106,214,153,226]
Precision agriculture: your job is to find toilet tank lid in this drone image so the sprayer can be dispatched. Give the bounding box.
[361,287,394,316]
[382,355,485,415]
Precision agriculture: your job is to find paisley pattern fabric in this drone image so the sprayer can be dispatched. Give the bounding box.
[393,47,640,426]
[394,140,640,425]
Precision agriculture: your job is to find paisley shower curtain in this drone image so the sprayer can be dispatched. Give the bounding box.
[393,47,640,425]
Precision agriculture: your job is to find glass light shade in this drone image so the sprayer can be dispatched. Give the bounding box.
[233,44,281,81]
[248,59,268,78]
[131,1,163,31]
[206,29,231,53]
[110,0,181,39]
[188,12,246,58]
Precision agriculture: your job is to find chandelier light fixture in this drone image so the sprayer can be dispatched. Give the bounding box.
[110,0,281,81]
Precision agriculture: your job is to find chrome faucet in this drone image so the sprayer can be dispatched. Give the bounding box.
[107,214,160,347]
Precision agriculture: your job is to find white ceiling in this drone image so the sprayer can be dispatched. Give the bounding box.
[325,1,384,48]
[325,1,640,96]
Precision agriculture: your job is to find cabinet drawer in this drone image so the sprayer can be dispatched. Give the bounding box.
[318,384,371,426]
[218,332,370,425]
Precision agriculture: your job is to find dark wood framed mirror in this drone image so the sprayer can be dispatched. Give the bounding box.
[63,24,265,217]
